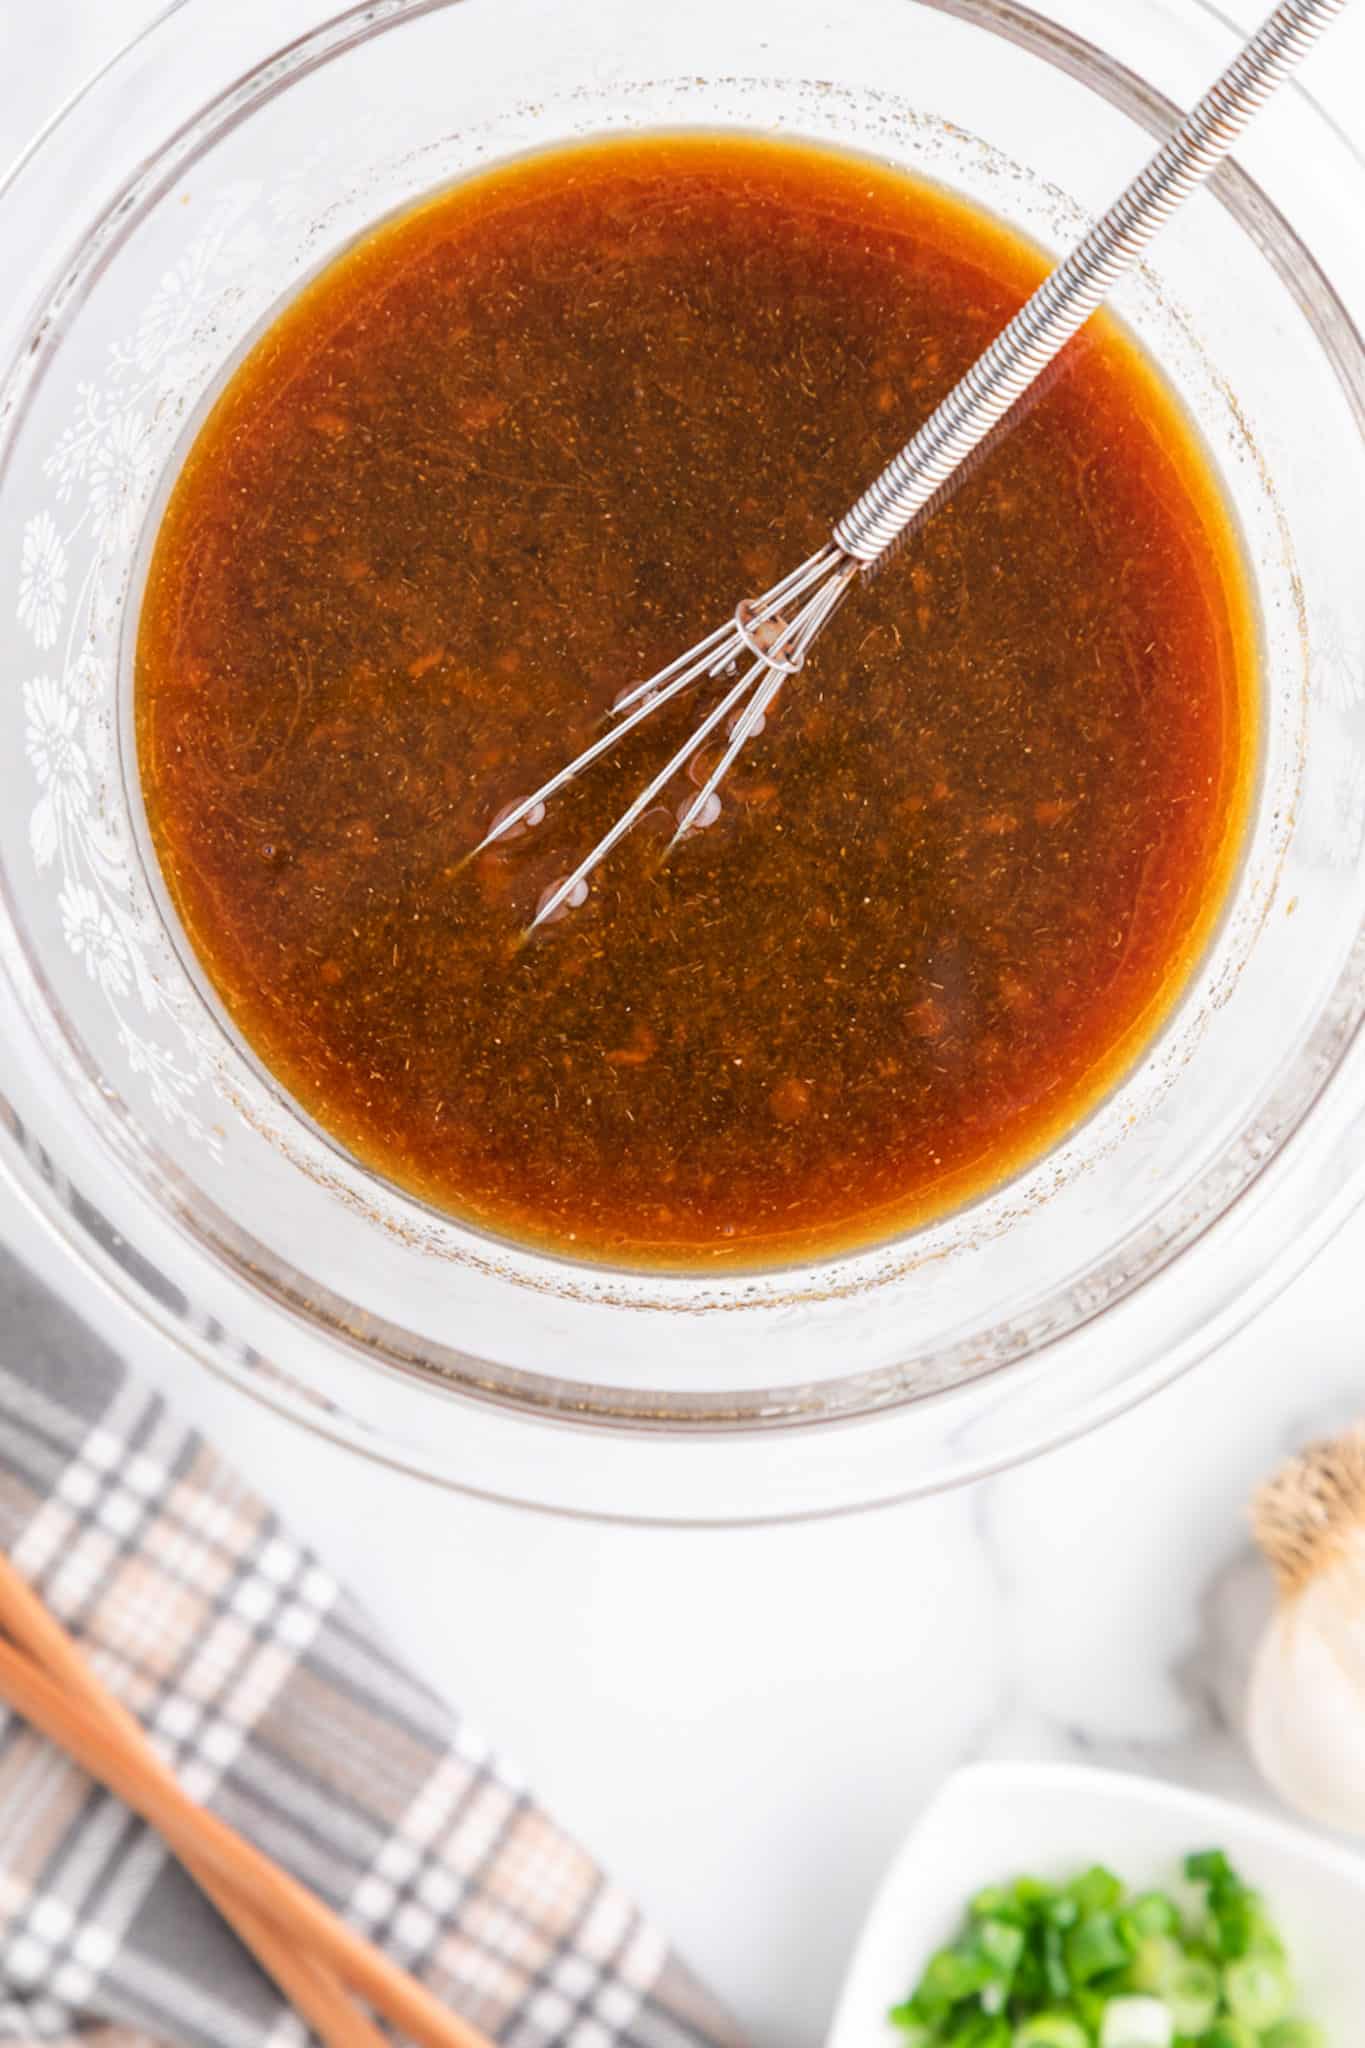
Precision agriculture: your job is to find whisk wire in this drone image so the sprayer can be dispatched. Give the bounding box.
[474,633,737,853]
[668,559,859,850]
[529,550,860,929]
[475,546,845,863]
[530,660,768,930]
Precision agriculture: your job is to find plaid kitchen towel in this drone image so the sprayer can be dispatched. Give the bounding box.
[0,1251,743,2048]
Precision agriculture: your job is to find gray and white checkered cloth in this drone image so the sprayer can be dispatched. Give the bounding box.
[0,1252,743,2048]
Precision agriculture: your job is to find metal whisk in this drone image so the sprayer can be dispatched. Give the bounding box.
[477,0,1348,931]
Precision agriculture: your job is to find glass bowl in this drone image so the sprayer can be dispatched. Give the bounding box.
[2,0,1364,1523]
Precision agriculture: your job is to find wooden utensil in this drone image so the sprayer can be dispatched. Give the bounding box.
[0,1550,381,2048]
[0,1551,494,2048]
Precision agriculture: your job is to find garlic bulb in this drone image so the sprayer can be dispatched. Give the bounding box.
[1246,1424,1365,1834]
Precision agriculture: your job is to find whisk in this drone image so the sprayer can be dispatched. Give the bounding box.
[477,0,1349,931]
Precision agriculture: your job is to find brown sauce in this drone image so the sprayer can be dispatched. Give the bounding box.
[136,133,1257,1269]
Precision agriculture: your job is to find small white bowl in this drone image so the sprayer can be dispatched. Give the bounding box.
[828,1762,1365,2047]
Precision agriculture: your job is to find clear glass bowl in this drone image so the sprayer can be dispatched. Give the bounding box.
[2,0,1364,1523]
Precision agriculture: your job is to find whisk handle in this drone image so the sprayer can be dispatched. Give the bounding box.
[831,0,1349,565]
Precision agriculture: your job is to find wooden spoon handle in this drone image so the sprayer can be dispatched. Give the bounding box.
[0,1638,492,2048]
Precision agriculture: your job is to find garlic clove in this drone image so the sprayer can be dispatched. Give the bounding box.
[1245,1427,1365,1836]
[1246,1549,1365,1834]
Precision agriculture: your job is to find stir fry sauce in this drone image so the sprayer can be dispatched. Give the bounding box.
[136,134,1256,1268]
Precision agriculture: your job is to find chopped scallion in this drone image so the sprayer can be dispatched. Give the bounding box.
[888,1850,1323,2047]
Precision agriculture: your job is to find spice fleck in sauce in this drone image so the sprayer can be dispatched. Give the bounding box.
[136,134,1256,1269]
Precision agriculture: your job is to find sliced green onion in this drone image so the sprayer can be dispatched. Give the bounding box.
[1224,1952,1293,2028]
[978,1920,1026,1976]
[950,2018,1011,2048]
[971,1886,1023,1923]
[1212,1889,1282,1962]
[1119,1894,1180,1941]
[1067,1867,1124,1916]
[1012,2015,1089,2048]
[1011,1878,1058,1910]
[1202,2021,1260,2048]
[1261,2022,1327,2048]
[1040,1923,1070,2002]
[1071,1987,1107,2033]
[1065,1912,1132,1985]
[1164,1956,1220,2036]
[890,1849,1321,2048]
[919,1946,992,2006]
[1125,1933,1183,1996]
[1097,1996,1173,2048]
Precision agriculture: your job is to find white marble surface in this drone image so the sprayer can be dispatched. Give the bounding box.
[4,8,1365,2047]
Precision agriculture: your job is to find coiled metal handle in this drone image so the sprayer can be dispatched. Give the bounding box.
[833,0,1350,565]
